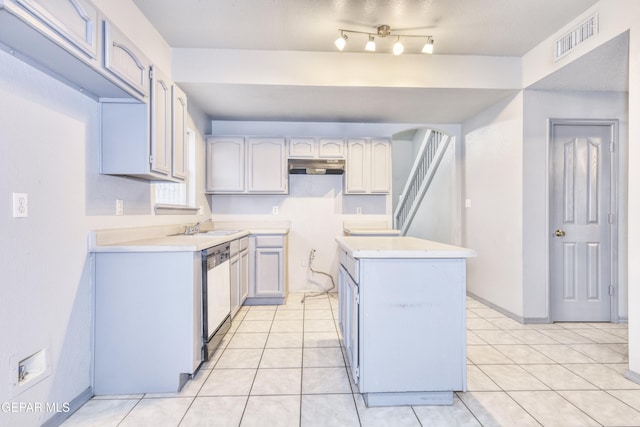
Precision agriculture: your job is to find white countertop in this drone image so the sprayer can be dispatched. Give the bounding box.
[336,236,477,259]
[90,223,289,253]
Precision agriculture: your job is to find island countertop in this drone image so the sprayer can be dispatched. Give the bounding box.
[336,236,477,259]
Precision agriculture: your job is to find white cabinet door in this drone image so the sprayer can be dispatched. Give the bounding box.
[345,139,368,193]
[150,66,171,176]
[319,138,345,158]
[230,253,241,317]
[253,247,285,297]
[289,137,316,158]
[240,249,249,304]
[103,19,150,97]
[247,137,287,193]
[205,137,245,193]
[345,138,391,194]
[171,85,188,180]
[369,138,391,193]
[13,0,99,59]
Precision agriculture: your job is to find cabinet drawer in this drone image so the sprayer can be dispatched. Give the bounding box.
[254,235,285,248]
[239,237,249,252]
[103,19,150,97]
[230,239,240,256]
[345,253,359,284]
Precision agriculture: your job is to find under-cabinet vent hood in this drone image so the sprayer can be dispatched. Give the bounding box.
[288,159,345,175]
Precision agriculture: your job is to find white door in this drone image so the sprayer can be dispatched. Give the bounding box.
[550,120,616,322]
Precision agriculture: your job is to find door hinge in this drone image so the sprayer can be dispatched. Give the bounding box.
[609,285,614,296]
[608,213,615,224]
[610,141,615,152]
[354,292,360,304]
[354,367,360,381]
[149,155,154,165]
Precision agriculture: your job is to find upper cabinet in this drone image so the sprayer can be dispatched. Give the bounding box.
[345,138,391,194]
[206,137,288,194]
[101,66,188,182]
[171,85,189,180]
[103,19,150,97]
[12,0,98,59]
[0,0,146,99]
[289,137,345,159]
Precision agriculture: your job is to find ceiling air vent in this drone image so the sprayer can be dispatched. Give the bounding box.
[554,13,599,61]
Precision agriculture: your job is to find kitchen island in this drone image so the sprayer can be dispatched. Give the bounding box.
[336,236,476,407]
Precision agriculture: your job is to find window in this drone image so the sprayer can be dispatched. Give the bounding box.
[154,129,199,214]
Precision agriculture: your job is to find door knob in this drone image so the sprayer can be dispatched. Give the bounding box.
[554,229,566,237]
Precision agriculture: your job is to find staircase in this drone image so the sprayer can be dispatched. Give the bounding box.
[393,129,452,235]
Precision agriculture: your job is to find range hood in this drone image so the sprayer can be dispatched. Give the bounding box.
[288,159,345,175]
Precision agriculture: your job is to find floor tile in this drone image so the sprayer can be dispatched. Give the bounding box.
[271,320,304,333]
[558,390,640,426]
[215,349,263,369]
[303,299,332,310]
[492,345,555,364]
[529,345,597,364]
[251,368,302,395]
[570,343,628,363]
[466,330,487,345]
[303,309,334,319]
[508,391,599,426]
[466,365,501,391]
[505,330,560,345]
[487,317,531,330]
[479,365,549,391]
[466,345,515,364]
[467,318,500,330]
[304,331,340,348]
[472,330,523,345]
[537,329,595,344]
[145,368,211,398]
[303,347,345,367]
[248,305,277,312]
[199,368,256,396]
[266,332,304,348]
[180,396,247,427]
[520,364,598,390]
[118,397,193,427]
[564,364,640,389]
[302,367,351,394]
[243,310,276,321]
[304,319,337,332]
[274,310,305,320]
[241,395,300,427]
[353,394,422,427]
[61,399,138,427]
[236,320,273,333]
[227,332,269,349]
[412,394,481,427]
[572,327,628,343]
[608,389,640,411]
[260,348,303,368]
[301,394,359,427]
[469,307,506,318]
[458,391,541,427]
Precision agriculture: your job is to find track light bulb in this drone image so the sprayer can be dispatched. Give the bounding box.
[422,38,434,54]
[392,38,404,55]
[365,35,376,52]
[335,32,347,51]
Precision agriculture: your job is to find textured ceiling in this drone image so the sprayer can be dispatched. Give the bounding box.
[131,0,626,124]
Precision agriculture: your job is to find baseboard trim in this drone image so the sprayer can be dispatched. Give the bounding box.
[466,291,551,324]
[625,370,640,385]
[41,387,92,427]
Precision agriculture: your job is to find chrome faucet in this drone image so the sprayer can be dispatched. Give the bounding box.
[184,218,212,235]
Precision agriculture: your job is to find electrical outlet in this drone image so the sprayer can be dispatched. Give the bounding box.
[116,199,124,216]
[12,193,28,218]
[356,207,362,215]
[272,206,279,215]
[465,199,472,208]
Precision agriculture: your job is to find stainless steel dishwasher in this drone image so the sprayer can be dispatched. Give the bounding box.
[202,242,231,361]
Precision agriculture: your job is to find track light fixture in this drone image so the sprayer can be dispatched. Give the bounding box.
[334,25,434,55]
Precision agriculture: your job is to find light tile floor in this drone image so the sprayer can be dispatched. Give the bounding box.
[62,293,640,427]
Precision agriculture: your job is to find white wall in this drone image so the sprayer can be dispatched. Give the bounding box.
[522,90,629,321]
[0,2,213,425]
[462,93,525,318]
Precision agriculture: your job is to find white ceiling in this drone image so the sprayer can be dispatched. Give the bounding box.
[132,0,627,123]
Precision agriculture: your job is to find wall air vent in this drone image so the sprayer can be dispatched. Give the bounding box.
[554,13,599,61]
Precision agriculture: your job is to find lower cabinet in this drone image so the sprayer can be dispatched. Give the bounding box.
[246,233,288,305]
[230,237,249,318]
[93,251,202,394]
[338,265,359,382]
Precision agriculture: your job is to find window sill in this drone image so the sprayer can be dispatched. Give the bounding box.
[154,204,200,215]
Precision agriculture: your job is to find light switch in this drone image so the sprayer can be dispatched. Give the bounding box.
[12,193,28,218]
[465,199,472,208]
